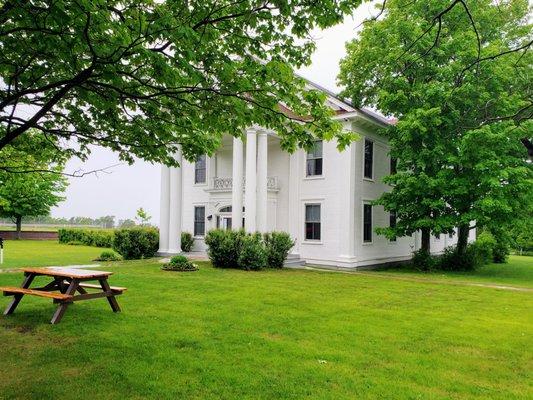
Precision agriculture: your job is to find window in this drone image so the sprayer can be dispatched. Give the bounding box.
[364,139,373,179]
[306,140,323,176]
[194,155,206,184]
[449,229,454,239]
[390,157,397,175]
[305,204,321,240]
[363,203,372,243]
[389,211,397,242]
[194,206,205,236]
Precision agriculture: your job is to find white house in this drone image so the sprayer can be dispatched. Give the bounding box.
[157,81,474,268]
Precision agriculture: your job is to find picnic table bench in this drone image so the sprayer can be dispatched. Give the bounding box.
[1,267,126,324]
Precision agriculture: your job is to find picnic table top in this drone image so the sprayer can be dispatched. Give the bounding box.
[21,267,113,279]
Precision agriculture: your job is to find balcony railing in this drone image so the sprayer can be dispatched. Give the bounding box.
[208,176,279,192]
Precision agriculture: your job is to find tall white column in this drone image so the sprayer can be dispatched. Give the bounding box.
[158,165,170,253]
[232,137,244,229]
[244,128,257,232]
[288,151,300,255]
[167,149,183,254]
[256,131,268,233]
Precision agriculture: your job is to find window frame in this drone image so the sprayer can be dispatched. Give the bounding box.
[363,138,374,181]
[194,155,207,185]
[193,206,206,237]
[305,140,323,177]
[304,203,322,242]
[362,202,373,244]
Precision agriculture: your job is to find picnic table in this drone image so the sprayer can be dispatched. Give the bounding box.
[1,267,126,324]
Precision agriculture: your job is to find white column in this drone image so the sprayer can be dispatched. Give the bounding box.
[158,165,170,253]
[288,151,300,255]
[244,128,257,232]
[167,149,183,254]
[232,137,244,229]
[256,131,268,233]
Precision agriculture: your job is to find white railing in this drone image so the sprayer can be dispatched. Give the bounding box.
[210,176,279,191]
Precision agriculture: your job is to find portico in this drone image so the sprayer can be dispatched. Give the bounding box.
[158,128,273,255]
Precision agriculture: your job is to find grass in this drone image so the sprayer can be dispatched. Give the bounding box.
[377,255,533,288]
[0,240,107,269]
[0,256,531,399]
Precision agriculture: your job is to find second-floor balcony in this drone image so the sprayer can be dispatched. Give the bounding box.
[207,176,280,193]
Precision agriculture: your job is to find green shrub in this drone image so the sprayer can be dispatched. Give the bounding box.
[411,249,436,271]
[181,232,194,252]
[205,229,246,268]
[263,231,294,268]
[112,227,159,260]
[238,234,267,270]
[58,228,114,248]
[94,250,122,262]
[492,241,509,263]
[162,255,198,271]
[475,231,496,264]
[438,244,484,271]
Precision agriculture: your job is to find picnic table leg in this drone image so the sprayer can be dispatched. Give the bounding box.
[4,273,35,315]
[50,280,79,325]
[99,279,121,312]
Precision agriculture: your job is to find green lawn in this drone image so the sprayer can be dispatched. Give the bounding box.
[375,255,533,288]
[0,257,531,399]
[0,240,106,269]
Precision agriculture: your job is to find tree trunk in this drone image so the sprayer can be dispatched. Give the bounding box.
[421,227,431,252]
[457,224,470,256]
[15,215,22,240]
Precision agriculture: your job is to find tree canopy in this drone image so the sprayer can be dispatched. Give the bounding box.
[339,0,532,252]
[0,132,67,237]
[0,0,362,166]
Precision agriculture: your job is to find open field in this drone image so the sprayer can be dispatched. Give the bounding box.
[0,255,531,399]
[0,240,107,269]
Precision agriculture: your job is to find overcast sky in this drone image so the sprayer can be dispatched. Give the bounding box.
[51,4,375,223]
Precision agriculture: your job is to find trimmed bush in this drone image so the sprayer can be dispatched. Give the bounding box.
[411,249,436,271]
[475,231,496,264]
[58,228,114,248]
[205,229,246,268]
[112,227,159,260]
[181,232,194,252]
[263,232,294,268]
[438,244,484,271]
[238,234,268,270]
[162,255,198,271]
[492,241,509,263]
[205,229,294,270]
[94,250,122,262]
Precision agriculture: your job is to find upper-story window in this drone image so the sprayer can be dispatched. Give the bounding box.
[195,155,206,184]
[305,204,321,240]
[364,139,373,179]
[390,157,397,175]
[306,140,323,176]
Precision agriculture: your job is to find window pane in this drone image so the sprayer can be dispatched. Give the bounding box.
[363,204,372,242]
[306,141,323,176]
[390,157,397,175]
[314,158,323,175]
[306,159,315,176]
[305,204,320,222]
[364,140,373,179]
[195,155,206,183]
[194,206,205,236]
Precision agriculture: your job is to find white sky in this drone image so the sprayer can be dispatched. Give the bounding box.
[51,4,376,223]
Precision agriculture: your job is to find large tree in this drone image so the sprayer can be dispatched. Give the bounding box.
[0,133,67,238]
[339,0,532,253]
[0,0,361,166]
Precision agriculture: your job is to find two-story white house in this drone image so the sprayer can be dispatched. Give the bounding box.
[157,81,474,268]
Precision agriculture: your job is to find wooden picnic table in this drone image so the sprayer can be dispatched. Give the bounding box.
[1,267,126,324]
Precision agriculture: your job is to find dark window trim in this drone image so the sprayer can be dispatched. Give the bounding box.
[306,140,323,177]
[304,203,321,241]
[363,203,373,243]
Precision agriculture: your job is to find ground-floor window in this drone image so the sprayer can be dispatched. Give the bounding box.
[305,204,321,241]
[194,206,205,236]
[363,203,372,243]
[389,211,397,242]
